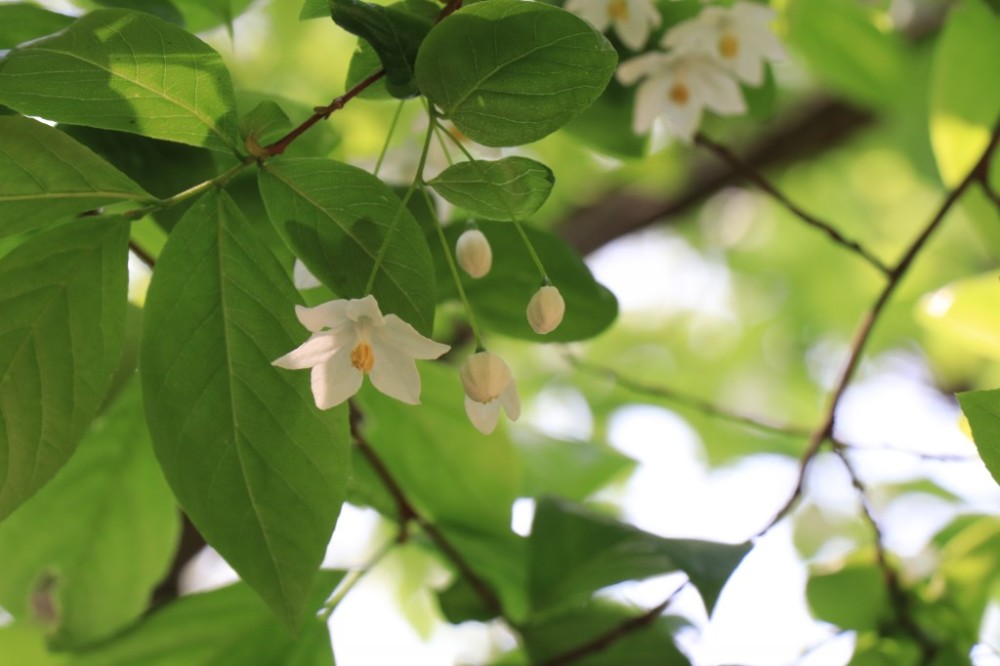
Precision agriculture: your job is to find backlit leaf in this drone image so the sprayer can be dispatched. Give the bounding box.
[0,4,73,49]
[428,157,555,220]
[958,389,1000,488]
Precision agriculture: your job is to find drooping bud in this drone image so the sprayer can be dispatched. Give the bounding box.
[455,228,492,279]
[526,285,565,334]
[460,351,520,434]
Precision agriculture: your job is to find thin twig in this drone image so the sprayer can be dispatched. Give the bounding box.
[128,239,156,269]
[349,402,504,617]
[760,118,1000,535]
[832,437,975,463]
[833,446,938,663]
[540,582,688,666]
[569,355,810,438]
[694,132,891,276]
[319,537,396,621]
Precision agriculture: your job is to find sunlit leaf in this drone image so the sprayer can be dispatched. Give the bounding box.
[917,273,1000,362]
[806,557,890,631]
[0,384,178,649]
[140,190,350,628]
[958,389,1000,488]
[0,217,129,521]
[415,0,617,146]
[0,10,240,152]
[428,157,555,220]
[0,116,151,239]
[0,4,73,49]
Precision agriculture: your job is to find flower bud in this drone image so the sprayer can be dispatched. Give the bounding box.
[526,285,565,334]
[455,229,492,278]
[460,351,520,434]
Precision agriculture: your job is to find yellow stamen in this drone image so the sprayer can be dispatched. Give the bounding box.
[607,0,629,21]
[719,33,739,59]
[669,82,690,105]
[351,342,375,373]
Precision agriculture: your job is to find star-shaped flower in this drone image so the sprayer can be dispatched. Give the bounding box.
[565,0,661,52]
[617,51,746,140]
[662,2,785,86]
[460,351,521,435]
[273,295,450,409]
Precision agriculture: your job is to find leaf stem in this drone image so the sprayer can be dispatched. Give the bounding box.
[375,100,407,178]
[318,538,396,622]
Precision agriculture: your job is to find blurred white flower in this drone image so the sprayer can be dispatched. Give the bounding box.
[565,0,661,51]
[273,295,449,409]
[663,2,785,86]
[617,51,746,140]
[527,285,566,334]
[456,228,493,278]
[460,351,521,434]
[293,259,322,290]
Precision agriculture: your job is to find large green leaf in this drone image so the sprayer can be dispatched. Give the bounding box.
[415,0,617,146]
[958,389,1000,488]
[929,0,1000,186]
[806,558,890,631]
[785,0,906,108]
[917,273,1000,362]
[0,116,151,240]
[69,573,342,666]
[0,4,74,49]
[437,221,617,342]
[0,217,129,520]
[521,600,690,666]
[258,158,436,336]
[0,9,239,152]
[140,190,350,628]
[428,157,555,220]
[528,498,751,615]
[330,0,434,98]
[0,383,178,649]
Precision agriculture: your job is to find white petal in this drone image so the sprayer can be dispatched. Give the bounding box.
[311,349,363,409]
[380,315,450,359]
[344,295,385,325]
[566,0,611,31]
[465,396,501,435]
[732,2,775,25]
[293,259,322,290]
[665,93,703,142]
[661,18,711,51]
[295,301,351,332]
[499,380,521,422]
[696,64,747,115]
[616,52,668,86]
[272,332,339,370]
[460,352,513,404]
[616,10,651,51]
[632,76,670,135]
[368,341,422,405]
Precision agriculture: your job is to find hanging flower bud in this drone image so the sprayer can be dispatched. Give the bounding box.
[526,285,565,334]
[459,351,520,434]
[455,228,492,278]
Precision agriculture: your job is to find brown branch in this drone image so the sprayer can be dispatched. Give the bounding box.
[540,583,688,666]
[760,117,1000,535]
[694,132,890,276]
[832,446,938,663]
[349,402,504,617]
[569,355,810,438]
[128,239,156,269]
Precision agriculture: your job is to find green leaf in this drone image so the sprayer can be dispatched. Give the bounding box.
[0,217,129,521]
[258,158,436,336]
[0,4,74,49]
[437,221,617,342]
[916,273,1000,362]
[0,116,151,240]
[301,0,328,19]
[345,40,394,101]
[140,190,350,628]
[0,625,66,666]
[330,0,434,98]
[0,383,178,649]
[806,559,890,631]
[88,0,185,26]
[167,0,258,33]
[68,573,342,666]
[958,389,1000,488]
[355,363,522,533]
[415,0,617,146]
[428,157,555,220]
[528,498,751,615]
[0,9,240,152]
[785,0,907,108]
[521,599,691,666]
[239,100,293,151]
[516,437,635,501]
[929,0,1000,186]
[562,78,646,158]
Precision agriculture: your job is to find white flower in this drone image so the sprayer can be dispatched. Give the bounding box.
[617,51,746,140]
[662,2,785,86]
[273,295,450,409]
[460,351,521,435]
[293,259,322,290]
[527,285,565,334]
[565,0,661,51]
[456,228,493,278]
